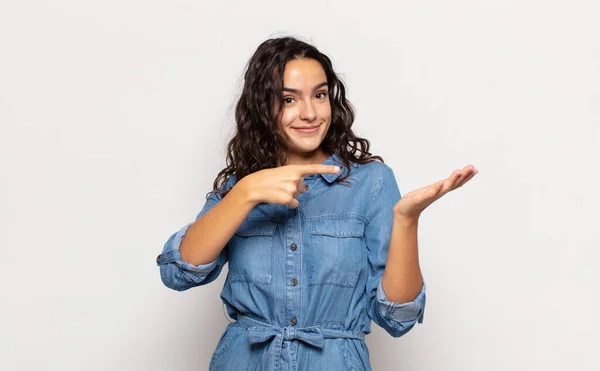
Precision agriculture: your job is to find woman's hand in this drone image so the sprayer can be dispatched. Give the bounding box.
[239,164,341,208]
[393,164,478,221]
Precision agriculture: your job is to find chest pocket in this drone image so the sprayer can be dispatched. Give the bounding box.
[308,217,365,288]
[228,218,277,285]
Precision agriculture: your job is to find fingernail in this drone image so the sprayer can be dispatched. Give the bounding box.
[334,166,340,172]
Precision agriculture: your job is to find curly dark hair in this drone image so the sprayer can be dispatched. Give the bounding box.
[211,36,383,197]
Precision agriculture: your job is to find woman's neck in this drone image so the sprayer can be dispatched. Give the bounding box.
[283,148,331,166]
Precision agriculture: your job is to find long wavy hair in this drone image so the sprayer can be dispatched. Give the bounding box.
[211,36,383,197]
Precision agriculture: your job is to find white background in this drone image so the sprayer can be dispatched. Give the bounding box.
[1,1,599,370]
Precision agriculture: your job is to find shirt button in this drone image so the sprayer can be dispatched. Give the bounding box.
[292,208,297,216]
[304,184,309,191]
[291,243,297,251]
[290,317,297,326]
[156,255,161,264]
[291,278,298,286]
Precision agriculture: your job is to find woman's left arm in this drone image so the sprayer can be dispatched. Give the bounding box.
[381,165,479,303]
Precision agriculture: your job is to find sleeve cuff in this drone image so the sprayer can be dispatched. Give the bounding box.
[377,279,426,324]
[156,222,220,274]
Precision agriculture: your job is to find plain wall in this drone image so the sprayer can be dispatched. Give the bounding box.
[1,0,599,370]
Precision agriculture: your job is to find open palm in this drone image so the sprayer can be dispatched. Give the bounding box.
[393,164,479,220]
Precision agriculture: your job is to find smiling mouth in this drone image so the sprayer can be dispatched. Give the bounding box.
[292,125,320,134]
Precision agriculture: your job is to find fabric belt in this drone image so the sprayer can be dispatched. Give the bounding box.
[237,314,365,349]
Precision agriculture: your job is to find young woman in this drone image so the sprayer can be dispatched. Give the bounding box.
[156,36,477,370]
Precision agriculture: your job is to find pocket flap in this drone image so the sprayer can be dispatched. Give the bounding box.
[311,218,365,238]
[234,218,278,237]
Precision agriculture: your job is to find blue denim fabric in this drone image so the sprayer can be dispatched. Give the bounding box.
[157,153,426,370]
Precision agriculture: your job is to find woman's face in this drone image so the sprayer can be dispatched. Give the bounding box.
[277,58,331,163]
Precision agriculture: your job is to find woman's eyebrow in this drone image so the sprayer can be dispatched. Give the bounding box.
[283,81,328,94]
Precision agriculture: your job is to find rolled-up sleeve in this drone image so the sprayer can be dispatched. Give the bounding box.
[364,165,427,338]
[374,279,426,336]
[156,179,233,291]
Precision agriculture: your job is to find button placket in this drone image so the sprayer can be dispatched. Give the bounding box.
[285,199,302,333]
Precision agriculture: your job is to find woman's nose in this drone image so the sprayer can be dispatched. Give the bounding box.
[299,101,316,121]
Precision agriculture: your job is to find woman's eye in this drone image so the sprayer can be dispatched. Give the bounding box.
[284,97,294,104]
[315,92,328,99]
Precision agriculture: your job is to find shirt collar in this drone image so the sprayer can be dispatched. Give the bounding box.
[314,152,350,184]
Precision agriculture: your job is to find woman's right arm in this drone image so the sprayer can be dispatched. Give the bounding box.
[180,178,257,266]
[156,163,340,291]
[156,177,258,291]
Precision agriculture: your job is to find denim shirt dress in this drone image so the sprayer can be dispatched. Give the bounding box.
[156,153,426,370]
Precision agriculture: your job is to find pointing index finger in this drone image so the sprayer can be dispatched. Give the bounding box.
[296,164,341,176]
